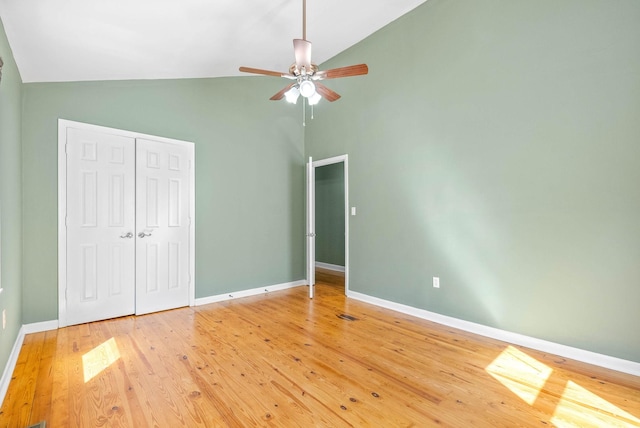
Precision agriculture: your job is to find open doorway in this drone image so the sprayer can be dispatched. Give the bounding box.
[306,155,349,297]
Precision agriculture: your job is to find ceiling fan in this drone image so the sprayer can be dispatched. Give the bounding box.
[239,0,368,106]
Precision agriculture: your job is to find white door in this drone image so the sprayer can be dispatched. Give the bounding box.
[65,128,136,325]
[135,138,192,315]
[306,156,315,298]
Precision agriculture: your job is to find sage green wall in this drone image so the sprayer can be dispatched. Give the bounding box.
[315,163,345,266]
[0,18,23,378]
[21,77,305,323]
[306,0,640,362]
[8,0,640,368]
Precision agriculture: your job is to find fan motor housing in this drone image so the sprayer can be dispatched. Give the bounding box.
[289,63,319,77]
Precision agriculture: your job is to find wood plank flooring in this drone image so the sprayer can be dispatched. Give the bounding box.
[1,269,639,427]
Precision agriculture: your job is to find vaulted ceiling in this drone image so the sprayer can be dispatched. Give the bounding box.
[0,0,427,83]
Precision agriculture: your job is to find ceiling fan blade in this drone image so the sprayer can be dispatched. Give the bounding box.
[293,39,312,69]
[314,64,369,80]
[270,83,296,101]
[315,83,341,102]
[239,66,294,79]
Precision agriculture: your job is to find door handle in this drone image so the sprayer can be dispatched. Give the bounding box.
[138,231,152,238]
[307,233,316,237]
[120,232,134,239]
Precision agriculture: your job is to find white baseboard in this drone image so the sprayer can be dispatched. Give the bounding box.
[23,319,59,334]
[0,326,25,407]
[347,290,640,377]
[0,319,59,407]
[315,262,345,272]
[195,280,306,306]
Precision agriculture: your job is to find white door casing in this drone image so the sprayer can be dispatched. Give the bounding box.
[306,156,315,298]
[58,119,195,327]
[64,127,137,325]
[135,138,192,315]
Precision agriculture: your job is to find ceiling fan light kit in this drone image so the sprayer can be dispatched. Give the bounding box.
[239,0,368,124]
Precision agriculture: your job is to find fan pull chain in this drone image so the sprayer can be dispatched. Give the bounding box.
[311,103,314,120]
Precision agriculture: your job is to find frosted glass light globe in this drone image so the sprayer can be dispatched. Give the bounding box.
[299,80,316,98]
[285,86,300,104]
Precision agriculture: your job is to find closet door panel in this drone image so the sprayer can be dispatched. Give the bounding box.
[65,128,136,326]
[135,138,191,315]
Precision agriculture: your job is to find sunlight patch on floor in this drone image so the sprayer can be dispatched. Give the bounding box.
[486,345,553,405]
[82,337,121,383]
[551,380,640,428]
[487,346,640,426]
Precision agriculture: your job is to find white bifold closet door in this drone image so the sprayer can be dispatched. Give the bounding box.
[64,126,193,326]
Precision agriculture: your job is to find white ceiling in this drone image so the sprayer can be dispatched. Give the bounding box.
[0,0,427,83]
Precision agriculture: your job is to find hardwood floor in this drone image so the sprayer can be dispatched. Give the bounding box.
[1,269,639,427]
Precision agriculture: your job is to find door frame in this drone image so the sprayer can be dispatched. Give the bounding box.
[57,119,196,327]
[306,157,315,298]
[308,154,350,295]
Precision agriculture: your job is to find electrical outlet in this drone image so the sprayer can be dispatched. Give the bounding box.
[433,277,440,288]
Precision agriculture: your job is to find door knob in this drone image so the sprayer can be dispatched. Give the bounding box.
[138,231,152,238]
[120,232,133,239]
